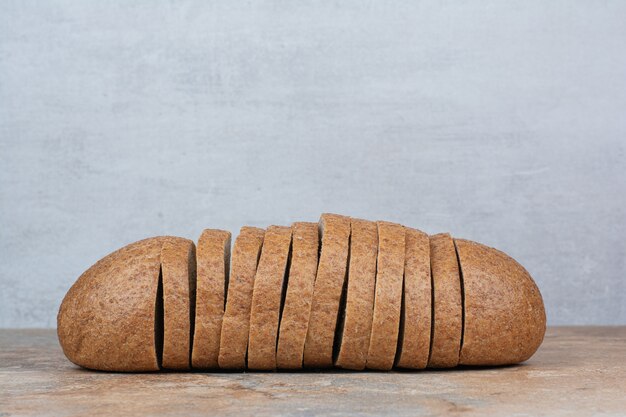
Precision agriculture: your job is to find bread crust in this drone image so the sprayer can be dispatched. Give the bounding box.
[455,238,546,366]
[218,227,264,369]
[276,222,319,369]
[427,233,462,368]
[396,227,431,369]
[303,213,351,368]
[161,237,196,370]
[248,226,292,370]
[57,237,164,371]
[366,221,405,370]
[335,218,377,370]
[191,229,231,369]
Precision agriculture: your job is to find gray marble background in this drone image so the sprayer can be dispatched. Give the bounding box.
[1,0,625,327]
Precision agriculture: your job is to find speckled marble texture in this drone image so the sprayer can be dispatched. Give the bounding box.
[1,327,624,416]
[1,1,626,327]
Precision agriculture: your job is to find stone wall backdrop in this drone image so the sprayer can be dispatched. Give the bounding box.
[1,0,625,327]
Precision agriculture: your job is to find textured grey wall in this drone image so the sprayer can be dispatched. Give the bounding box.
[1,0,625,327]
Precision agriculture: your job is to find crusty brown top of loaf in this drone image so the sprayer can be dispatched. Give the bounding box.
[455,238,546,365]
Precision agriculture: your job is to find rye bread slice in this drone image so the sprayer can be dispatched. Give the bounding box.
[335,218,378,370]
[366,221,405,370]
[247,226,292,370]
[276,222,319,369]
[191,229,231,369]
[57,237,164,371]
[218,227,265,369]
[454,238,546,366]
[160,237,196,370]
[396,227,431,369]
[303,213,351,368]
[427,233,462,368]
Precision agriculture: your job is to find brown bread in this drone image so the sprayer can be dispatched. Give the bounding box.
[454,238,546,365]
[335,218,378,370]
[427,233,462,368]
[396,227,431,369]
[303,213,351,368]
[218,227,264,369]
[248,226,292,370]
[160,237,196,370]
[57,237,165,372]
[366,221,405,370]
[191,229,231,369]
[276,222,319,369]
[57,214,548,372]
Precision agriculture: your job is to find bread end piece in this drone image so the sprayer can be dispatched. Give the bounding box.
[57,237,166,372]
[454,238,546,366]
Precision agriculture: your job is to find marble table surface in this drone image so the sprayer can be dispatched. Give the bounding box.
[1,327,624,416]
